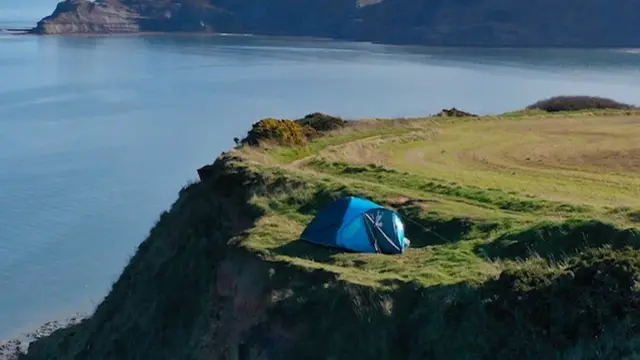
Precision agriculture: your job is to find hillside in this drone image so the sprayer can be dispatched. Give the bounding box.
[14,101,640,360]
[30,0,640,47]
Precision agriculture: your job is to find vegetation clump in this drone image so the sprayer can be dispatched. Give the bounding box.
[295,112,346,132]
[526,95,635,112]
[242,118,310,146]
[239,113,346,147]
[436,107,478,117]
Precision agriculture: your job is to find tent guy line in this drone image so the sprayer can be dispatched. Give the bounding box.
[398,213,452,244]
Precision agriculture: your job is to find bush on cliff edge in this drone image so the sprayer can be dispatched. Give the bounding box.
[242,118,310,146]
[295,112,346,132]
[239,113,345,147]
[527,95,634,112]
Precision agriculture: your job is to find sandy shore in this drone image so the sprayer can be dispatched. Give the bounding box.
[0,313,87,360]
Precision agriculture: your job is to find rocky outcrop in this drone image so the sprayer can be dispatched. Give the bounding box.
[30,0,640,47]
[29,0,140,35]
[0,314,85,360]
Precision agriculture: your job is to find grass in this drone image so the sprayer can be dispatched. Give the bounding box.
[226,108,640,357]
[262,118,417,163]
[18,104,640,360]
[234,109,640,288]
[320,114,640,208]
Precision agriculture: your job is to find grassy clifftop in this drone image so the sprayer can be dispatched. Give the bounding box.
[19,102,640,359]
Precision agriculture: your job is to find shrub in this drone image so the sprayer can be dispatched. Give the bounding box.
[242,118,308,146]
[436,107,478,117]
[295,112,346,132]
[240,113,344,147]
[526,95,634,112]
[301,125,320,140]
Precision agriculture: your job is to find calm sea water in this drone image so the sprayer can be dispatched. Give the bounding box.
[0,0,58,29]
[2,7,640,339]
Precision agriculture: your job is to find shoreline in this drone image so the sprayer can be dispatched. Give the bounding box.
[9,29,336,41]
[0,313,87,360]
[4,27,640,51]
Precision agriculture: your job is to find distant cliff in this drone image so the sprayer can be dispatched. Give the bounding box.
[30,0,640,47]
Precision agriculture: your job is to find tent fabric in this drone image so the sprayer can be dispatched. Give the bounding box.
[300,196,408,254]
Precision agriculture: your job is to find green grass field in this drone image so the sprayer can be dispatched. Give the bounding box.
[233,110,640,288]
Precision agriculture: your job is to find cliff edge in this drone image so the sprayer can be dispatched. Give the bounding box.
[30,0,640,47]
[15,103,640,360]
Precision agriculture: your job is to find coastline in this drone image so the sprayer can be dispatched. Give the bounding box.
[0,313,87,360]
[7,29,640,52]
[6,29,343,43]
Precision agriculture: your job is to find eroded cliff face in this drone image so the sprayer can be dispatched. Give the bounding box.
[18,154,407,360]
[197,251,305,360]
[30,0,640,47]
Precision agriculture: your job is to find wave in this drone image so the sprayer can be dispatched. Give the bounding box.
[611,48,640,55]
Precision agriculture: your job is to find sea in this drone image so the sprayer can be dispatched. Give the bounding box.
[2,0,640,340]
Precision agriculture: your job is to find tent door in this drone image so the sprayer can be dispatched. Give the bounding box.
[363,212,402,253]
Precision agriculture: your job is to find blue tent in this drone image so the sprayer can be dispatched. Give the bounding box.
[299,196,410,254]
